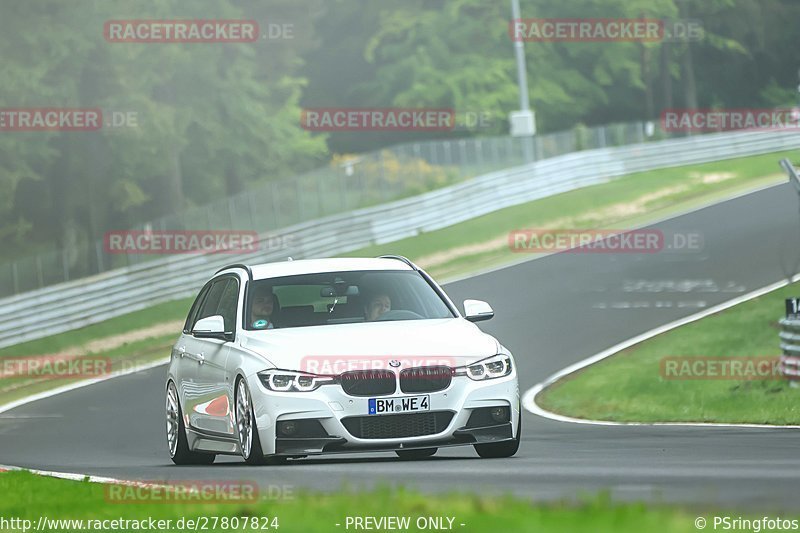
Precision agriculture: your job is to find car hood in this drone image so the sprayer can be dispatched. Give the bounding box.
[238,319,499,371]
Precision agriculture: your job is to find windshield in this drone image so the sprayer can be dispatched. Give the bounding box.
[245,270,454,330]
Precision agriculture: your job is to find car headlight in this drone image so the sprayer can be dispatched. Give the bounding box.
[258,370,335,392]
[454,354,512,381]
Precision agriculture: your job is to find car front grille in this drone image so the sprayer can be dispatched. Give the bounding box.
[341,411,454,439]
[399,366,453,393]
[339,369,396,397]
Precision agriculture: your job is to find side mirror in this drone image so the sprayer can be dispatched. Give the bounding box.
[193,315,231,340]
[463,299,494,322]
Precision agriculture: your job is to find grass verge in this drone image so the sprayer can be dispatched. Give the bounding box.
[537,282,800,424]
[0,299,190,359]
[0,470,720,533]
[0,299,191,406]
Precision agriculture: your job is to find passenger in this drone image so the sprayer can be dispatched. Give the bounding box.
[365,293,391,321]
[251,285,277,329]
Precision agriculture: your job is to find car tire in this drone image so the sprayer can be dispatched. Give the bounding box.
[395,448,437,460]
[235,377,270,465]
[474,410,521,459]
[166,382,216,465]
[235,377,289,466]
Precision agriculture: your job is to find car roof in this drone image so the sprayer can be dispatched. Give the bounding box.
[219,257,414,281]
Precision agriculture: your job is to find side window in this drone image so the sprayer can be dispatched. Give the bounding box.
[184,283,212,333]
[193,279,229,330]
[217,278,240,333]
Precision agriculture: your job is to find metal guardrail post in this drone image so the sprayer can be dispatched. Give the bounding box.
[780,158,800,192]
[11,262,18,294]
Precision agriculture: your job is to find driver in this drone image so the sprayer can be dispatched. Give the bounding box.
[365,293,391,321]
[251,285,277,329]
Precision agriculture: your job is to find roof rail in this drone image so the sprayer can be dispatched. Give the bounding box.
[215,263,254,280]
[378,255,418,270]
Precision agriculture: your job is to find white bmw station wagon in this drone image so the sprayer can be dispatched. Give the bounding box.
[165,256,520,465]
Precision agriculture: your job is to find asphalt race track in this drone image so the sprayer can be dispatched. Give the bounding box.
[2,182,800,510]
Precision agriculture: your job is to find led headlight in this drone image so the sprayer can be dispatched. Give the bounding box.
[455,354,512,381]
[258,370,335,392]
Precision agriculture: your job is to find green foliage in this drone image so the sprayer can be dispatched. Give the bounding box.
[0,0,327,258]
[3,0,799,266]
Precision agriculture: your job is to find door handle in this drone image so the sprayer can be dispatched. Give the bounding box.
[178,346,186,358]
[183,350,204,364]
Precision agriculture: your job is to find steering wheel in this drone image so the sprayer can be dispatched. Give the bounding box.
[376,309,424,321]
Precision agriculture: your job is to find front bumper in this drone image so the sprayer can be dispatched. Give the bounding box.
[246,371,520,456]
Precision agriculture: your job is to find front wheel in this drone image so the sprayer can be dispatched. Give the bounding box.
[474,411,521,459]
[235,378,267,464]
[166,382,216,465]
[235,378,287,465]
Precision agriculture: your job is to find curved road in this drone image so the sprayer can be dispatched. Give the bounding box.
[2,182,800,510]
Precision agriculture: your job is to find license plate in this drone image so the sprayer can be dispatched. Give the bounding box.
[368,395,430,415]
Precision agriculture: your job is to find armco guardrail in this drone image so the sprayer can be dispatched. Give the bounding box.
[0,121,660,297]
[779,317,800,380]
[1,128,799,349]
